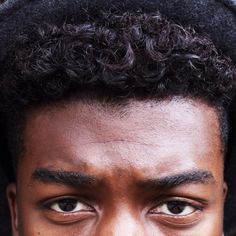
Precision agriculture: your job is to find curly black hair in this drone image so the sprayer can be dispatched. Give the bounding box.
[0,10,235,173]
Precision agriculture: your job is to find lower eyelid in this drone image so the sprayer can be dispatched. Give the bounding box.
[43,209,97,225]
[149,209,203,228]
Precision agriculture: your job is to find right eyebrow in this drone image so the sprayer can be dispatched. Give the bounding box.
[31,168,101,189]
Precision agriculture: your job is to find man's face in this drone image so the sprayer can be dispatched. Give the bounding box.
[7,98,226,236]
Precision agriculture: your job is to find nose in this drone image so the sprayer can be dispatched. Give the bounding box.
[96,210,147,236]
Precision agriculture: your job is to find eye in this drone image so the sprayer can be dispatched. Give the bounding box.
[150,200,201,216]
[48,198,92,213]
[148,198,204,227]
[156,201,196,216]
[41,197,97,224]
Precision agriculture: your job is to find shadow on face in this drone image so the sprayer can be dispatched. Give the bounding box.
[7,98,227,236]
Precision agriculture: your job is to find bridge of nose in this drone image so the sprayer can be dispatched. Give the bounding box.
[95,207,149,236]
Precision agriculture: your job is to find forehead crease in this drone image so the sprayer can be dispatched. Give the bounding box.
[22,98,222,174]
[31,143,213,182]
[25,98,219,140]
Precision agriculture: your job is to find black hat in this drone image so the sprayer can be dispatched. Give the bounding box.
[0,1,235,235]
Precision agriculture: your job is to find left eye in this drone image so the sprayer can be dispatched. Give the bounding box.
[152,201,197,216]
[49,198,90,213]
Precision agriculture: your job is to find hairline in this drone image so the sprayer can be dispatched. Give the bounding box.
[10,95,227,176]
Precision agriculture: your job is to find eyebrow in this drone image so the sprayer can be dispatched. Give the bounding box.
[31,168,101,189]
[139,170,214,190]
[32,169,214,190]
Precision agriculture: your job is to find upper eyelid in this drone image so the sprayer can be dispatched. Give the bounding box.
[42,196,89,209]
[160,201,203,210]
[150,193,209,204]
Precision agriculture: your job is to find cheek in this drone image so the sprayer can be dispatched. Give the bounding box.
[185,214,223,236]
[146,212,224,236]
[18,211,96,236]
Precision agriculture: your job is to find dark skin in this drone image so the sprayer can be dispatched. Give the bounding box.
[7,98,227,235]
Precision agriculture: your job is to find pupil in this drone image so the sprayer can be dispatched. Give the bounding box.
[167,201,186,214]
[58,199,77,212]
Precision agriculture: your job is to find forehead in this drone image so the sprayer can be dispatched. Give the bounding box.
[20,98,222,179]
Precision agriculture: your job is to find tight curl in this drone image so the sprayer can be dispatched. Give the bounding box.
[0,10,236,165]
[1,11,236,110]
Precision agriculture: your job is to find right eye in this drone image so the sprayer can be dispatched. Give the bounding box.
[42,197,96,224]
[49,198,90,213]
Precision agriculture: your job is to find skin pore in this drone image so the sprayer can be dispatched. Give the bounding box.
[7,98,227,236]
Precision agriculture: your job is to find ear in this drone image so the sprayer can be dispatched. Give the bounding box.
[6,183,19,236]
[223,181,228,202]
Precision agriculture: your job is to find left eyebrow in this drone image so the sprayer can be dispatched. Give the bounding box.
[139,170,215,190]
